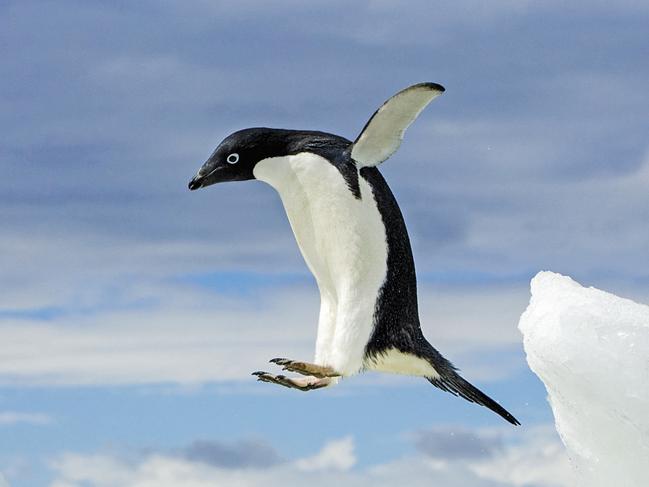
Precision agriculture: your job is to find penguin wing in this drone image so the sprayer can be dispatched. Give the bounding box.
[350,82,445,167]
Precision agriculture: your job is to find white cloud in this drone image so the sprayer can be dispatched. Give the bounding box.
[0,278,524,386]
[0,411,52,426]
[295,436,356,472]
[48,427,572,487]
[472,425,574,487]
[0,282,318,386]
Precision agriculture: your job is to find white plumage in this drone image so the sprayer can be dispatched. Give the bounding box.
[254,153,387,376]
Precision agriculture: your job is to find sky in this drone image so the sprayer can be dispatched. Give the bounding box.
[1,0,648,485]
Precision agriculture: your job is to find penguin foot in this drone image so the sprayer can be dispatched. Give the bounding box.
[269,358,340,378]
[252,371,333,391]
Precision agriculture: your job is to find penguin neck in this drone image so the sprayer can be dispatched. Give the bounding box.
[253,154,307,195]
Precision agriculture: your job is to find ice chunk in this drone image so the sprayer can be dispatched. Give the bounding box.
[519,271,649,487]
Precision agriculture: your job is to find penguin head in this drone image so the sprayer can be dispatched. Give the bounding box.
[188,128,288,190]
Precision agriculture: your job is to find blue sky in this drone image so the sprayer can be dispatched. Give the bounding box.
[1,1,648,486]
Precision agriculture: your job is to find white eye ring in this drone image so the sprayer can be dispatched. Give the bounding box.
[226,153,239,164]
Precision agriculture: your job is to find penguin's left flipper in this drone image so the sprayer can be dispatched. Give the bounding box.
[269,358,340,378]
[350,82,445,167]
[252,371,334,391]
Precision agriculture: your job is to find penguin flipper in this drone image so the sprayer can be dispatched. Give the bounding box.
[428,373,521,426]
[350,82,445,167]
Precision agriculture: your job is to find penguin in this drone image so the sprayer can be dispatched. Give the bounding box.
[188,82,520,425]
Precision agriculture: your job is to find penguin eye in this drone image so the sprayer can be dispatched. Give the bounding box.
[226,153,239,164]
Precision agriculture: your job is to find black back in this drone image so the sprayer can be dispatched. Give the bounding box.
[360,168,445,363]
[360,167,520,425]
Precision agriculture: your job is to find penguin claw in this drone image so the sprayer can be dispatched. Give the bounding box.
[267,358,340,378]
[253,371,291,388]
[251,370,334,391]
[269,358,290,365]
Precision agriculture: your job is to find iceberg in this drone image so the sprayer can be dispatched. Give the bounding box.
[519,271,649,487]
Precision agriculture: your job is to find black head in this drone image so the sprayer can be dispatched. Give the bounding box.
[188,127,354,191]
[188,128,295,190]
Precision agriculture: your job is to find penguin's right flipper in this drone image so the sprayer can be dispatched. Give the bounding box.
[350,82,445,168]
[428,372,521,425]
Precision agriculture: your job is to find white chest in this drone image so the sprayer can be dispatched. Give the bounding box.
[253,153,388,296]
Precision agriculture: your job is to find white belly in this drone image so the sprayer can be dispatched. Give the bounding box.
[253,153,388,375]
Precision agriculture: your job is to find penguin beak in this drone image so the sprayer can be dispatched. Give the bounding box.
[188,174,206,190]
[188,160,227,191]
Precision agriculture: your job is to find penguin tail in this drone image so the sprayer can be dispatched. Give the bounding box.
[427,372,521,426]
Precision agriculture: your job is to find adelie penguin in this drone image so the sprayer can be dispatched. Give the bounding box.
[188,83,520,425]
